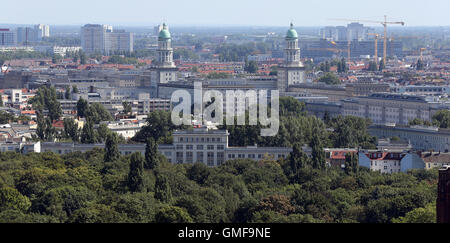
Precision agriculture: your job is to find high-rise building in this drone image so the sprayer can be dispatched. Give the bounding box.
[105,30,133,54]
[319,23,374,42]
[16,25,50,45]
[17,27,39,45]
[81,24,133,54]
[277,23,305,92]
[35,24,50,39]
[0,29,17,46]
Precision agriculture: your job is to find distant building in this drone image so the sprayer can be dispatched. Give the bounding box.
[320,23,374,42]
[358,150,424,174]
[52,46,82,57]
[277,22,306,92]
[147,23,178,87]
[342,93,437,125]
[35,24,50,39]
[0,29,17,46]
[81,24,133,54]
[420,152,450,170]
[324,148,358,168]
[158,127,292,166]
[17,27,40,45]
[369,124,450,152]
[39,127,291,167]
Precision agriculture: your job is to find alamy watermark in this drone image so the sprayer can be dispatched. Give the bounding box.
[171,82,279,136]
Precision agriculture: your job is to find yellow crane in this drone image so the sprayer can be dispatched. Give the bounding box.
[329,15,405,65]
[368,33,380,65]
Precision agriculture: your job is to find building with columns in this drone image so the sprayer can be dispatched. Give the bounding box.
[277,23,306,92]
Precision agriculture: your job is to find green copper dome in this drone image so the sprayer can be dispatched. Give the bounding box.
[158,23,171,40]
[286,22,298,39]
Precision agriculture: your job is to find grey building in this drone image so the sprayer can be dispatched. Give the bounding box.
[0,29,17,46]
[369,124,450,152]
[81,24,133,54]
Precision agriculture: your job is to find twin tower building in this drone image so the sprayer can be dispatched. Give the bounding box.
[150,22,305,93]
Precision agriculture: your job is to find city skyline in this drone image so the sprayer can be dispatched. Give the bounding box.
[1,0,450,27]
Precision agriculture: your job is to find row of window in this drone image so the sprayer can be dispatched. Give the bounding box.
[178,137,223,143]
[176,144,225,150]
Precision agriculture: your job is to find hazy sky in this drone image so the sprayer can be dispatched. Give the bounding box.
[2,0,449,27]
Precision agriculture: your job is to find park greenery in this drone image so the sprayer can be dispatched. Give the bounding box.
[317,72,341,85]
[0,96,440,223]
[0,138,438,223]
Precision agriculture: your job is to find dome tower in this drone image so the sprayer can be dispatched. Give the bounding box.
[277,22,305,92]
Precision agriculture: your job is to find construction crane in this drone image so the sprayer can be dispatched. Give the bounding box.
[368,33,380,65]
[329,15,405,65]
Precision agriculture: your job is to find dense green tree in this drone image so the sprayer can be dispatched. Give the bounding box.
[279,96,306,117]
[97,123,111,143]
[63,118,79,142]
[317,72,340,85]
[29,86,62,121]
[285,143,311,182]
[0,186,31,212]
[80,119,96,144]
[344,153,359,175]
[392,202,436,223]
[127,153,145,192]
[206,72,231,79]
[155,206,193,223]
[122,101,132,115]
[72,85,79,94]
[144,137,159,170]
[104,133,120,163]
[155,174,172,203]
[133,110,187,144]
[409,118,433,126]
[329,116,376,149]
[76,98,88,118]
[65,86,71,100]
[85,103,113,124]
[432,110,450,129]
[0,111,15,124]
[244,60,258,73]
[310,127,326,170]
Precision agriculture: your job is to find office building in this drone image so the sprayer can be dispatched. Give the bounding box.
[158,127,292,166]
[368,124,450,152]
[342,93,437,125]
[0,29,17,46]
[35,24,50,39]
[81,24,133,54]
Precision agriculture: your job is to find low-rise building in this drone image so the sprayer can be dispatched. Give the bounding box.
[158,127,292,166]
[369,124,450,152]
[358,150,424,174]
[420,152,450,170]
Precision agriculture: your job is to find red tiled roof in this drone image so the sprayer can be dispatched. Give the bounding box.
[330,150,357,160]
